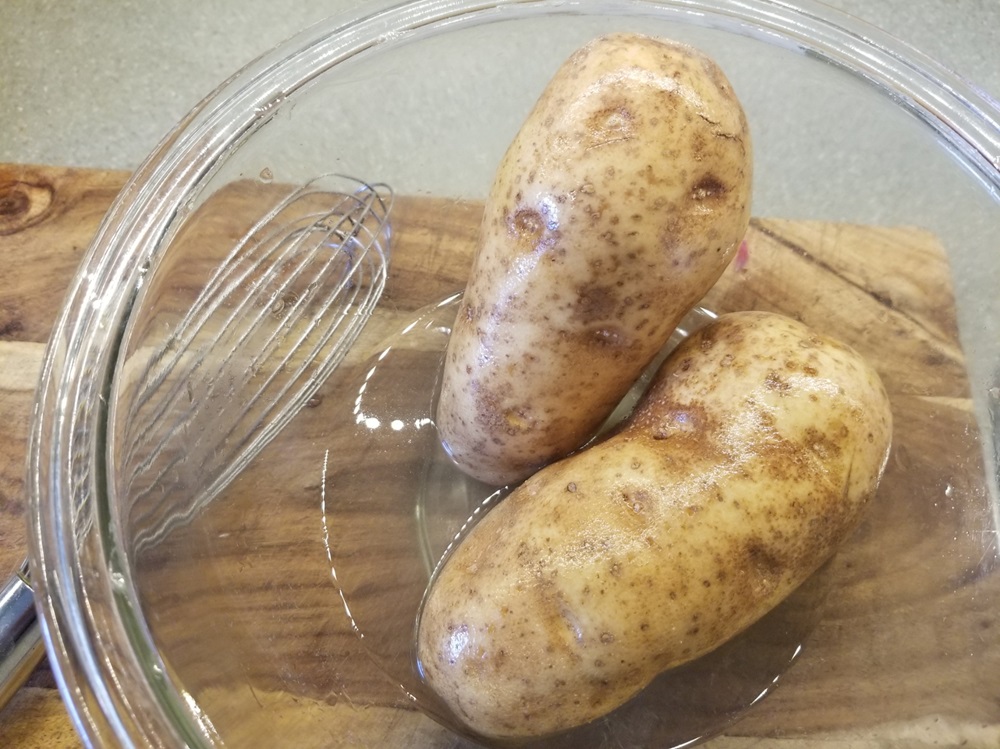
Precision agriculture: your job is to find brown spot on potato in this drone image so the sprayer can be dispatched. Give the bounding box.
[585,103,637,149]
[503,408,534,434]
[741,538,786,584]
[690,174,727,201]
[508,207,547,251]
[423,27,887,737]
[618,487,651,515]
[573,283,618,322]
[765,371,791,393]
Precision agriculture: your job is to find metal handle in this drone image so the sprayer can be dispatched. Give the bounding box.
[0,560,45,708]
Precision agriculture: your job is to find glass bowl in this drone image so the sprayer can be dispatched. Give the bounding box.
[26,0,1000,747]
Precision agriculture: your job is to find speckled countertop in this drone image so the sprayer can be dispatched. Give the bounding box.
[1,0,998,171]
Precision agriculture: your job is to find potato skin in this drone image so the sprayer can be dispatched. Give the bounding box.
[418,311,892,739]
[437,32,752,485]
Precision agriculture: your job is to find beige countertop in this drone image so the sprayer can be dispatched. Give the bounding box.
[1,0,998,172]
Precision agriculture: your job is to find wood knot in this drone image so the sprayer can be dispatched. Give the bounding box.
[0,180,55,235]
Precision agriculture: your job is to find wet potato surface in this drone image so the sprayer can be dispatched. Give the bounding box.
[436,32,752,486]
[419,312,892,738]
[423,31,892,742]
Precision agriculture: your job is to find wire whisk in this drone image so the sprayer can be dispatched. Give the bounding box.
[111,174,393,550]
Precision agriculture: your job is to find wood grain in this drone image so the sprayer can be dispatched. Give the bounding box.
[0,163,997,747]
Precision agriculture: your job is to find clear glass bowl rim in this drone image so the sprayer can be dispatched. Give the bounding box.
[25,0,1000,746]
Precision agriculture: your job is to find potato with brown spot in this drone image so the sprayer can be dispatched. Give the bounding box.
[418,312,892,738]
[436,32,752,485]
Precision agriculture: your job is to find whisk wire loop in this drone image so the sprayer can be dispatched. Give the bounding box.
[112,175,393,549]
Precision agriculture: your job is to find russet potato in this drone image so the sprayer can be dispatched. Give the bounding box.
[436,32,752,485]
[418,311,892,738]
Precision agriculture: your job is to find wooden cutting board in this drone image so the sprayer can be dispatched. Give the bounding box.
[0,162,996,748]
